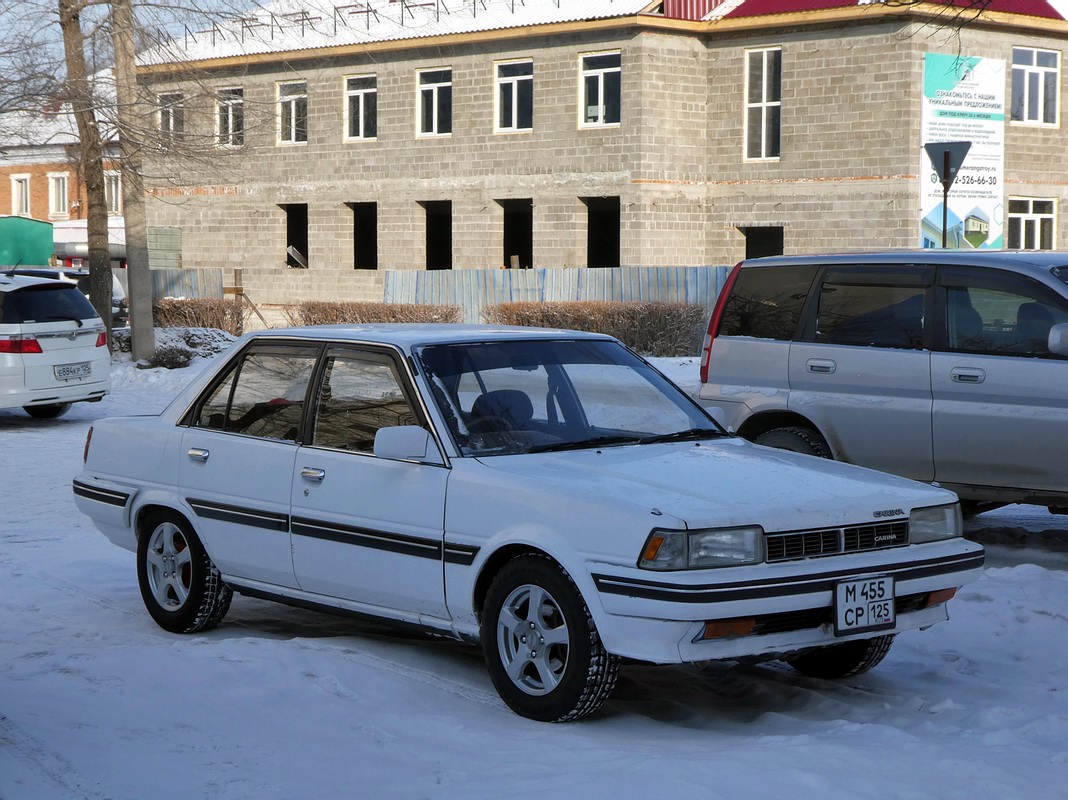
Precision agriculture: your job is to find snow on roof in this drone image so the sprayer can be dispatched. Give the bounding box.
[709,0,1068,21]
[140,0,657,66]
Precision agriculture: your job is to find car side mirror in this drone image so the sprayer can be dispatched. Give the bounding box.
[373,425,443,465]
[1049,323,1068,357]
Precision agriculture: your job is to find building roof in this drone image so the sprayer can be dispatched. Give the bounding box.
[140,0,658,66]
[711,0,1068,20]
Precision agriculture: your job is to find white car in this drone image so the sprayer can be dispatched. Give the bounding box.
[1,272,110,418]
[74,325,984,721]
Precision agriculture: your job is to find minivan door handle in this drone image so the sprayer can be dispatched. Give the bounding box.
[951,367,986,384]
[186,448,210,462]
[806,359,837,374]
[300,467,326,482]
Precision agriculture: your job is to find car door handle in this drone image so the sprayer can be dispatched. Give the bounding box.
[806,359,837,374]
[300,467,326,482]
[951,368,986,384]
[186,448,210,462]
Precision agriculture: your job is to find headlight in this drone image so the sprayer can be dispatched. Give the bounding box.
[910,503,963,543]
[639,526,764,570]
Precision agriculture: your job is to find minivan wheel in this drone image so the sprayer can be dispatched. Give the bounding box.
[753,426,832,459]
[481,555,620,722]
[23,403,72,419]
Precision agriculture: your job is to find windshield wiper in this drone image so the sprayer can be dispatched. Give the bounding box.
[638,428,726,445]
[41,315,84,327]
[527,435,642,454]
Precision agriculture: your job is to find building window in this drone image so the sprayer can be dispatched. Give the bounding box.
[105,172,122,215]
[1008,198,1056,249]
[158,92,184,148]
[581,52,621,127]
[10,175,30,216]
[345,76,377,140]
[279,81,308,144]
[496,60,533,132]
[745,48,782,160]
[217,87,245,147]
[48,173,69,219]
[1011,47,1059,126]
[418,69,452,136]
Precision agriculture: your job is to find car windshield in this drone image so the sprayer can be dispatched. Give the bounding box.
[416,338,723,456]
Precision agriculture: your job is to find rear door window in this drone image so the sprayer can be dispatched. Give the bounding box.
[816,283,925,349]
[719,265,819,339]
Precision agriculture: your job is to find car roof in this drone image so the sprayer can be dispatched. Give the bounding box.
[244,323,616,350]
[742,250,1068,280]
[0,272,81,292]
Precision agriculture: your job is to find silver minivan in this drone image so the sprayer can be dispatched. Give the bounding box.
[696,251,1068,515]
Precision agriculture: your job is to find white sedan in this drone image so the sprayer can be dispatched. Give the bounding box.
[74,325,984,721]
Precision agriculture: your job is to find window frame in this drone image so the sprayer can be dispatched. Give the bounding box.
[744,47,782,161]
[1007,197,1056,250]
[104,171,122,215]
[158,92,184,149]
[278,80,309,145]
[48,172,69,219]
[417,68,453,137]
[495,59,534,133]
[344,74,378,141]
[579,51,621,128]
[10,174,30,217]
[1010,47,1060,127]
[216,87,245,148]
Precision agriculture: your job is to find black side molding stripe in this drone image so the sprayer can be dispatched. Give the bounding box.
[444,543,479,566]
[72,480,130,507]
[186,498,290,532]
[292,516,442,560]
[593,551,986,604]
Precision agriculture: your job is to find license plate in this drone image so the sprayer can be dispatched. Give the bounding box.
[834,576,895,636]
[55,361,92,380]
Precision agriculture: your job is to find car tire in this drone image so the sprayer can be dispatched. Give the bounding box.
[785,634,895,679]
[754,426,832,459]
[23,403,72,419]
[137,511,232,634]
[481,555,620,722]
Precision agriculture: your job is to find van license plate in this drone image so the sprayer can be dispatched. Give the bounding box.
[834,576,895,636]
[55,361,91,380]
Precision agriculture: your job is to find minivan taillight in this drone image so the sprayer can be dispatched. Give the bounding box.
[699,262,742,383]
[95,332,107,348]
[0,335,43,354]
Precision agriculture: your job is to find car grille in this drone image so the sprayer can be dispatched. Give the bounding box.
[765,521,909,563]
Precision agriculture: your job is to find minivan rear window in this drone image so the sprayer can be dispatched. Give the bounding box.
[1,284,99,324]
[718,265,818,340]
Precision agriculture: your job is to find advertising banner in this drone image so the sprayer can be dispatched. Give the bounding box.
[920,53,1005,249]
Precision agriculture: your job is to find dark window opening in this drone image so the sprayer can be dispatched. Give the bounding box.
[349,202,378,270]
[741,226,784,259]
[282,204,309,268]
[500,199,533,269]
[583,196,620,268]
[423,201,452,270]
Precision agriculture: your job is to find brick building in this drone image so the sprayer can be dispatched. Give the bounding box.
[136,0,1068,306]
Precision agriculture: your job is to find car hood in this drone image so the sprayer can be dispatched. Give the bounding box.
[473,437,954,532]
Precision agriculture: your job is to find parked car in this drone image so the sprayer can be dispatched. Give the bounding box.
[74,325,983,721]
[697,251,1068,515]
[1,273,111,418]
[2,267,129,328]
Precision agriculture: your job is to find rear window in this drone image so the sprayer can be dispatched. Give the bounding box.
[718,265,818,340]
[0,284,99,324]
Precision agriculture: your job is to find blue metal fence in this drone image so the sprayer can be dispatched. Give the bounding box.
[385,266,731,323]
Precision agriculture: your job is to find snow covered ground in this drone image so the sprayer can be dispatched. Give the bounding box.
[2,345,1066,799]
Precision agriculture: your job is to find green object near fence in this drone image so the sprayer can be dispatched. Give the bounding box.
[0,217,53,266]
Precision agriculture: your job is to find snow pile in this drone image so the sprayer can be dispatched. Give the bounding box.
[1,347,1065,799]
